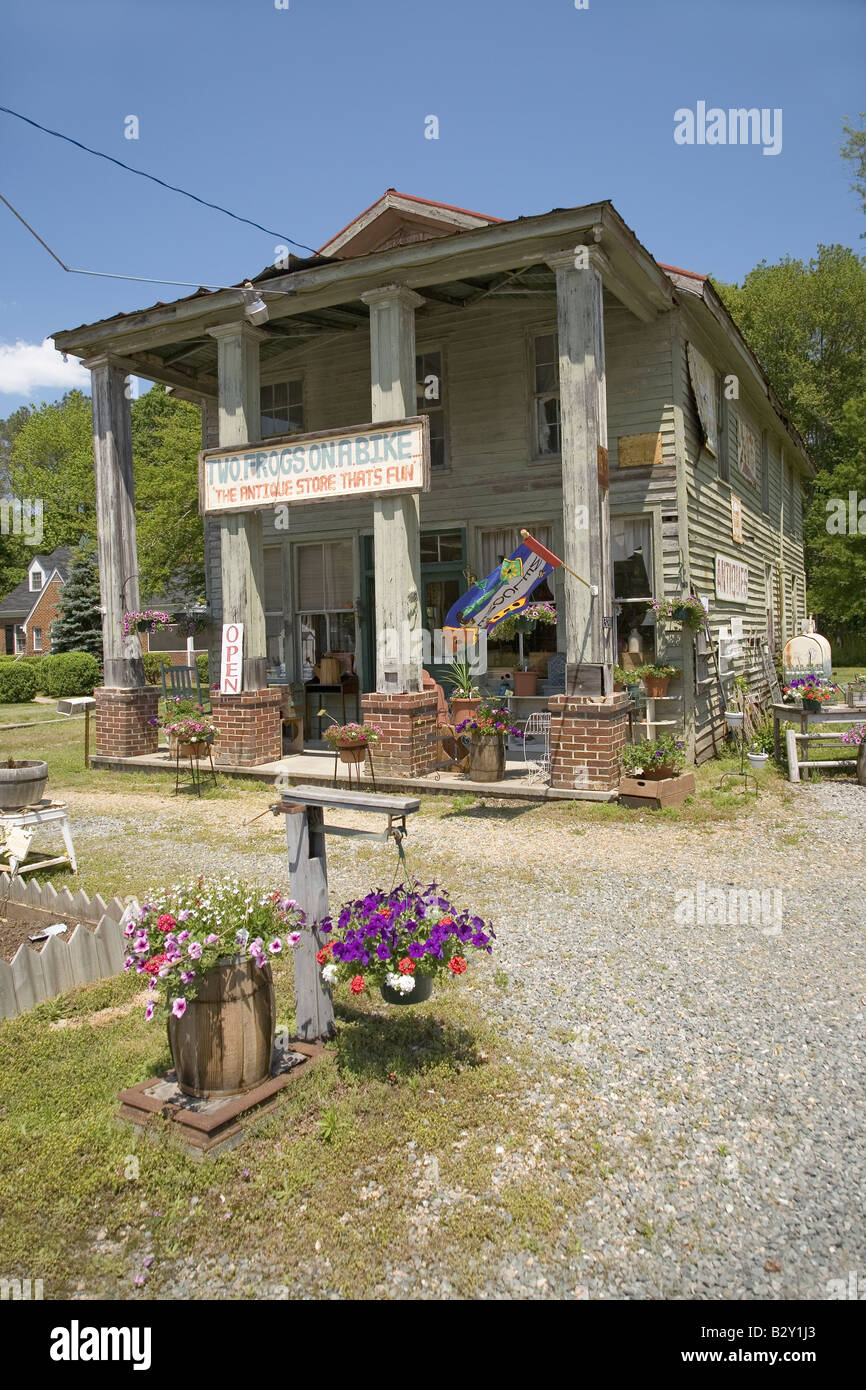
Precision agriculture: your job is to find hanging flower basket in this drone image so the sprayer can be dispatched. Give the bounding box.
[122,609,175,637]
[652,596,706,630]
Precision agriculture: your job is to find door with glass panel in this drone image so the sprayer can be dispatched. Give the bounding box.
[611,517,656,674]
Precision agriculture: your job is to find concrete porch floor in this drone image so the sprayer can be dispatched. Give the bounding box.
[89,744,619,802]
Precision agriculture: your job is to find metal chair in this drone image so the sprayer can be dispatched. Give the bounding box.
[523,711,551,783]
[160,663,207,709]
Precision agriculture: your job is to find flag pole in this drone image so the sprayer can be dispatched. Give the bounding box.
[520,530,596,593]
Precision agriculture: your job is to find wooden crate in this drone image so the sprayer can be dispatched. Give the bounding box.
[619,771,696,809]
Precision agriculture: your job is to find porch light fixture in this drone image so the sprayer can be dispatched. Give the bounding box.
[242,281,269,325]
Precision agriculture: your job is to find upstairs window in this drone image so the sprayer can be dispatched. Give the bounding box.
[29,567,43,591]
[533,334,560,456]
[260,380,304,439]
[416,351,447,470]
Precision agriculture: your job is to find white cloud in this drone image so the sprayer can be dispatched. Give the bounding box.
[0,337,90,395]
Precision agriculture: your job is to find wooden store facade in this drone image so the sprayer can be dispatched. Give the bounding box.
[54,189,814,789]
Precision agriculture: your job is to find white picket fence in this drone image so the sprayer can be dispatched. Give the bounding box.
[0,875,135,1020]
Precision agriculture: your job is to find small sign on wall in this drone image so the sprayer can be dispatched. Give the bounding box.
[220,622,244,694]
[737,416,759,485]
[731,494,743,543]
[715,553,749,604]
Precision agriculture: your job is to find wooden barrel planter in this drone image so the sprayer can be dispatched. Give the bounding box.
[337,740,368,765]
[0,758,48,811]
[381,974,434,1006]
[468,733,506,783]
[859,743,866,787]
[167,956,275,1098]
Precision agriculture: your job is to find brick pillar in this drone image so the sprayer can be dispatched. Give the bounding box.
[548,692,630,792]
[211,688,283,766]
[94,686,159,758]
[361,691,439,779]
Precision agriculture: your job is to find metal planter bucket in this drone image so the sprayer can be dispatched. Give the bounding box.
[380,974,434,1006]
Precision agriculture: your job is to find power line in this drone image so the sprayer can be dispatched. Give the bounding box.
[0,104,318,255]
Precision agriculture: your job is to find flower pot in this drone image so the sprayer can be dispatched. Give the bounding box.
[858,743,866,787]
[802,697,822,712]
[338,741,368,765]
[0,759,48,811]
[167,955,275,1099]
[643,675,671,697]
[747,752,769,769]
[468,732,506,783]
[637,765,676,781]
[380,973,434,1006]
[450,696,482,726]
[512,670,538,697]
[177,740,209,759]
[725,710,744,728]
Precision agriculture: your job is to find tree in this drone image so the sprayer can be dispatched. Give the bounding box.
[8,390,96,554]
[50,542,104,660]
[131,387,205,602]
[842,113,866,230]
[0,405,35,596]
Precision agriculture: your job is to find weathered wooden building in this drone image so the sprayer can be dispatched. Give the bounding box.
[54,190,813,786]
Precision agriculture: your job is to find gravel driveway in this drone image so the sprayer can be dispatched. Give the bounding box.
[61,776,866,1299]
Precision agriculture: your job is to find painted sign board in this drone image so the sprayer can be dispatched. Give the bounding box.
[199,416,430,516]
[220,622,244,694]
[731,493,743,543]
[616,431,664,468]
[737,416,759,485]
[715,553,749,604]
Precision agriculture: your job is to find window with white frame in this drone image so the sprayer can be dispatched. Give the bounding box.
[480,524,557,662]
[260,380,304,439]
[29,566,43,591]
[533,334,560,456]
[612,516,656,670]
[33,627,43,652]
[416,350,447,470]
[297,540,355,678]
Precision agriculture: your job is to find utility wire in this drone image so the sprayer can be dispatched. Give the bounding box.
[0,104,318,255]
[0,190,297,295]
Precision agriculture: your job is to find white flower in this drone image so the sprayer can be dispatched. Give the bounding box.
[321,963,338,984]
[397,975,415,994]
[385,972,402,991]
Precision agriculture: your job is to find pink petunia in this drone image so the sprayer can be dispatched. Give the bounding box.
[171,998,187,1019]
[145,1001,156,1022]
[268,939,282,954]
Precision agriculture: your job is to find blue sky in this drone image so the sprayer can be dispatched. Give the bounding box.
[1,0,863,414]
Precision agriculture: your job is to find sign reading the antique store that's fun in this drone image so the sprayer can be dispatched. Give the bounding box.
[199,417,430,515]
[715,553,749,604]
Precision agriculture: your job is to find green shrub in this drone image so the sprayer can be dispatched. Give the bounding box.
[39,651,101,698]
[143,652,172,685]
[197,651,210,687]
[18,655,49,694]
[0,661,37,703]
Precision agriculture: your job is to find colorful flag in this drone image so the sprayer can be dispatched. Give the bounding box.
[444,532,563,636]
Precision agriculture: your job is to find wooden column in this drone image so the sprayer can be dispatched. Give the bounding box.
[208,323,268,690]
[547,251,613,695]
[283,805,335,1041]
[360,285,425,693]
[86,356,145,687]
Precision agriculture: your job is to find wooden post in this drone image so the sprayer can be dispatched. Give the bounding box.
[208,323,268,691]
[84,706,90,769]
[547,251,613,695]
[283,804,336,1041]
[86,356,145,687]
[360,285,425,693]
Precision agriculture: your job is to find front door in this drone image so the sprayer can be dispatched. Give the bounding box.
[359,529,468,692]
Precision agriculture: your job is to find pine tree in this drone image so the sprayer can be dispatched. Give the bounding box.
[50,543,103,660]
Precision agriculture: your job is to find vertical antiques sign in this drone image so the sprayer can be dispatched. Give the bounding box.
[715,553,749,604]
[731,493,744,543]
[220,623,244,694]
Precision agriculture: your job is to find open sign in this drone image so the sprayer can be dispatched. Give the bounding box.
[220,622,244,694]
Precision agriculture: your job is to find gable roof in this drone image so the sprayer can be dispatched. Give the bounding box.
[0,546,73,621]
[318,188,502,259]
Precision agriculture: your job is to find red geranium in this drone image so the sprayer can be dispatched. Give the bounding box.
[143,953,171,976]
[398,957,415,975]
[439,916,455,928]
[448,956,467,975]
[350,975,365,994]
[156,913,176,934]
[316,945,332,965]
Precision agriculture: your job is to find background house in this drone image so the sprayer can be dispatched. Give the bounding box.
[0,546,72,656]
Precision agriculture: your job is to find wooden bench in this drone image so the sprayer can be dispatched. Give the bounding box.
[784,729,858,783]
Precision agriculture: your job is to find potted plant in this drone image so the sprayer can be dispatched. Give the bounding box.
[783,673,835,713]
[725,673,750,729]
[613,664,641,694]
[445,652,482,725]
[0,756,48,811]
[126,877,304,1097]
[455,702,522,782]
[152,707,218,758]
[492,603,557,696]
[746,718,774,769]
[620,733,686,781]
[122,608,175,637]
[322,720,382,765]
[652,595,707,631]
[841,722,866,786]
[315,881,495,1006]
[635,663,680,698]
